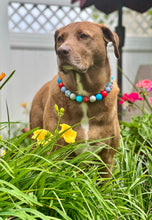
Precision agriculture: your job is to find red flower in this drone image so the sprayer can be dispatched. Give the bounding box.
[119,92,143,105]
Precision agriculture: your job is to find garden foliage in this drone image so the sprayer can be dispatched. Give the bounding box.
[0,73,151,219]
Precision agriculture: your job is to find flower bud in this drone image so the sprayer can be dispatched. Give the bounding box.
[54,104,59,113]
[60,108,64,113]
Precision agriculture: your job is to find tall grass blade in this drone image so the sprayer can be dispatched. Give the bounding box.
[0,70,15,90]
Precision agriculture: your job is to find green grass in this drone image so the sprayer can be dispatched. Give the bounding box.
[0,120,152,220]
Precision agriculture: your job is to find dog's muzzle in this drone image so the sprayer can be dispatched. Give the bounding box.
[57,45,88,73]
[57,46,71,58]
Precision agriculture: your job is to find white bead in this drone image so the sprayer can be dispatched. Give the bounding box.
[89,95,96,102]
[70,93,76,100]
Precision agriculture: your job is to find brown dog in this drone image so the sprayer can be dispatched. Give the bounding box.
[30,21,120,177]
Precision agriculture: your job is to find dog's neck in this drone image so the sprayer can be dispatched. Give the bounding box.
[59,64,111,95]
[75,74,89,96]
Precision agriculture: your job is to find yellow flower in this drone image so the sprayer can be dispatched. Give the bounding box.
[0,72,6,81]
[2,150,6,157]
[32,129,52,146]
[60,124,77,144]
[0,148,6,157]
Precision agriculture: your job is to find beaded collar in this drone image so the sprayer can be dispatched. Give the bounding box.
[57,76,113,103]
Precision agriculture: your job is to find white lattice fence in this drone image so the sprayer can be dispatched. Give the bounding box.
[90,8,152,36]
[8,0,152,36]
[8,0,93,33]
[123,9,152,36]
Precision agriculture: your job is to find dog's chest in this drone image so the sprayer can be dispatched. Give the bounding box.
[76,74,89,141]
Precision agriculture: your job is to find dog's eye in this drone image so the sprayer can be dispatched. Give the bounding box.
[80,33,89,39]
[57,35,63,42]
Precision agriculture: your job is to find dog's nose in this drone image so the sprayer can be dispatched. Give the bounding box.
[57,46,71,57]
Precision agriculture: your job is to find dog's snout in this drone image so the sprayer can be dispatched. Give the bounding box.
[57,46,71,57]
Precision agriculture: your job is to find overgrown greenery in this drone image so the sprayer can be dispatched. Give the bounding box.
[0,117,151,220]
[121,113,152,152]
[0,70,151,219]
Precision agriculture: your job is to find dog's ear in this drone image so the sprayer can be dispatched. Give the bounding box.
[54,30,59,53]
[100,24,120,59]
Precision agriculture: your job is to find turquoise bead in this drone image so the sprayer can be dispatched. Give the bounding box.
[107,82,112,87]
[96,93,103,101]
[76,95,83,103]
[57,78,61,83]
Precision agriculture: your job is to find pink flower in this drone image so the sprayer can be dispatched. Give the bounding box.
[143,80,152,88]
[147,82,152,92]
[136,80,144,88]
[136,79,152,89]
[119,92,143,105]
[119,93,128,104]
[149,97,152,105]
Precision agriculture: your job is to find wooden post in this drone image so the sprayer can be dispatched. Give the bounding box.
[115,0,125,120]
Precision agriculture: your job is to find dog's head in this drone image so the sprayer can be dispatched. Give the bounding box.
[55,21,119,74]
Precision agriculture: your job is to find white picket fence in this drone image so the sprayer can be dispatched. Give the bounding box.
[0,0,152,123]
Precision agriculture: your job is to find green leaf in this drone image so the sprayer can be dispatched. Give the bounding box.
[0,70,15,90]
